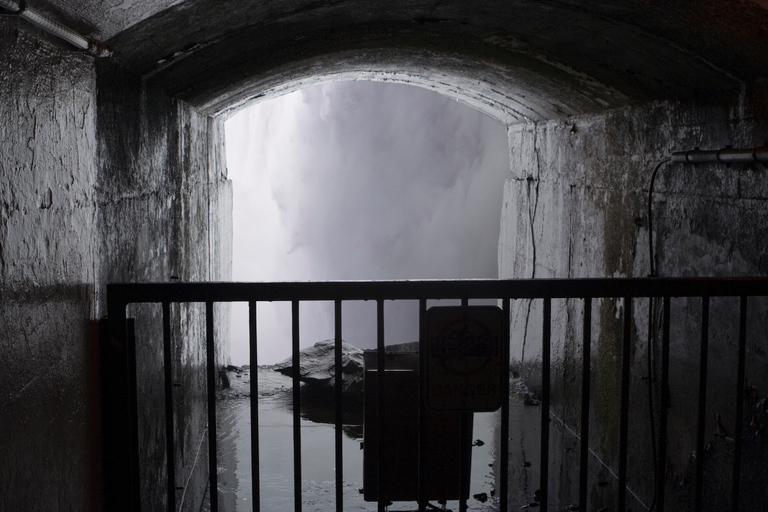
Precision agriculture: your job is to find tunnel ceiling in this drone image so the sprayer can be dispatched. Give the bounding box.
[35,0,768,121]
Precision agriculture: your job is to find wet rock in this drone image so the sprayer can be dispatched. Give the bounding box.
[273,339,365,399]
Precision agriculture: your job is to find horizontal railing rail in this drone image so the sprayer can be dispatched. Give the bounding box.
[104,277,768,512]
[108,277,768,303]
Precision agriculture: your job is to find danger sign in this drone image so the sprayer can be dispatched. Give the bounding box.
[425,305,504,411]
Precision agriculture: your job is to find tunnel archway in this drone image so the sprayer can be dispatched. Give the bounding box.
[103,4,768,511]
[105,1,768,121]
[5,1,768,510]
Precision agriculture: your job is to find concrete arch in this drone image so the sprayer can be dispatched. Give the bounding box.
[105,1,768,120]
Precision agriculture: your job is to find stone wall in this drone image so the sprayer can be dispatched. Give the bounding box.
[0,18,231,512]
[499,98,768,509]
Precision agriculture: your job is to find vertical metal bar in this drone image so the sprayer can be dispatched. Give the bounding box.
[617,297,632,512]
[731,296,747,512]
[694,296,709,512]
[578,298,592,512]
[418,298,427,512]
[657,297,671,512]
[459,297,469,512]
[205,301,218,512]
[500,298,511,512]
[127,317,141,511]
[104,296,136,512]
[162,302,177,512]
[540,298,551,512]
[459,416,469,512]
[334,300,344,512]
[292,300,303,512]
[376,300,386,512]
[249,301,260,512]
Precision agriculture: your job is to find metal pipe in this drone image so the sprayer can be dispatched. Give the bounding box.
[671,145,768,164]
[0,0,111,57]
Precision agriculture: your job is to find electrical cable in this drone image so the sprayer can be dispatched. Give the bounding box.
[647,158,672,278]
[645,145,767,510]
[645,158,671,511]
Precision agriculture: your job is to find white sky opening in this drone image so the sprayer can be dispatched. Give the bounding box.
[224,81,510,366]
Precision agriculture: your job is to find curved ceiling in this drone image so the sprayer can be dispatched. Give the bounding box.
[40,0,768,121]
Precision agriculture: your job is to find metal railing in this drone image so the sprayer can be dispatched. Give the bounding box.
[103,277,768,512]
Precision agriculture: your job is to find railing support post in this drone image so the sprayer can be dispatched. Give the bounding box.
[103,290,140,512]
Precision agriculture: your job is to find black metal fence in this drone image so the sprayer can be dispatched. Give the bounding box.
[104,277,768,512]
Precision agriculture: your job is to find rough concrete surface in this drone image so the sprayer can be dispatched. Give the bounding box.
[0,19,102,511]
[498,99,768,509]
[1,17,231,512]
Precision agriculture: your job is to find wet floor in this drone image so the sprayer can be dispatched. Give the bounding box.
[205,367,504,511]
[201,364,761,512]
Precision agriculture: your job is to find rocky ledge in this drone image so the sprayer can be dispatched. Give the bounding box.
[273,339,365,403]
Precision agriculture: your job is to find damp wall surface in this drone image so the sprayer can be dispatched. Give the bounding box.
[498,98,768,509]
[0,19,103,512]
[96,58,233,511]
[0,19,232,512]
